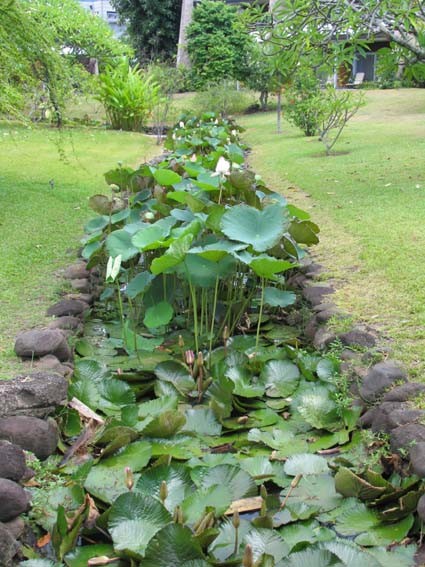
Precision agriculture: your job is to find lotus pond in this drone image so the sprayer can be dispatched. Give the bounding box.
[22,115,422,567]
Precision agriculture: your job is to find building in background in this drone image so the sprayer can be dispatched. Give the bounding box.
[78,0,125,37]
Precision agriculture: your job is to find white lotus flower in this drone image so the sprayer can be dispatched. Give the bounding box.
[214,156,231,176]
[179,121,185,128]
[190,154,197,162]
[106,255,122,283]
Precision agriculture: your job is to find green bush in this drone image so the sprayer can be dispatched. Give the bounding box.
[97,58,160,131]
[193,82,255,117]
[283,71,324,136]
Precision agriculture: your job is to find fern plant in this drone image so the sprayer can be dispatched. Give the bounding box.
[97,58,160,132]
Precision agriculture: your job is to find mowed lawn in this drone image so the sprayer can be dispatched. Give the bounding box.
[240,89,425,376]
[0,125,157,378]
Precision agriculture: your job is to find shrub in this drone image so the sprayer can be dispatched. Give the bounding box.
[283,71,325,136]
[193,82,255,117]
[97,58,160,131]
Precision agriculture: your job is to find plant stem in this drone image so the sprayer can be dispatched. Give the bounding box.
[255,277,265,353]
[208,276,220,365]
[188,279,199,354]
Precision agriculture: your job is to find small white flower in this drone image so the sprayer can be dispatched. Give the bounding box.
[172,133,176,140]
[190,154,197,162]
[231,129,237,136]
[214,156,231,176]
[179,121,185,128]
[214,119,219,124]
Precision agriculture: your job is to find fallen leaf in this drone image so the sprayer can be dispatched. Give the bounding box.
[37,533,51,548]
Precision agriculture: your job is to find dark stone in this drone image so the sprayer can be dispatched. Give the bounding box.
[312,302,337,313]
[414,543,425,567]
[390,423,425,454]
[286,273,307,288]
[313,327,337,350]
[48,316,83,332]
[339,328,377,348]
[383,382,425,403]
[47,299,89,317]
[0,441,26,482]
[0,416,59,460]
[304,316,319,340]
[63,262,89,280]
[0,479,30,521]
[370,402,425,434]
[302,285,334,306]
[359,361,407,403]
[304,263,325,278]
[0,522,19,566]
[14,329,71,362]
[359,407,378,428]
[64,293,94,305]
[32,355,73,378]
[70,278,90,293]
[3,517,25,540]
[316,308,342,324]
[340,349,362,362]
[410,444,425,478]
[0,373,68,419]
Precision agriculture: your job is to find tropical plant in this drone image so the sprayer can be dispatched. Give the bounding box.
[193,81,255,117]
[283,70,325,137]
[97,58,161,131]
[186,0,253,88]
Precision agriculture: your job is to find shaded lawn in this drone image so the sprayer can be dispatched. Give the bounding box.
[0,124,157,378]
[239,89,425,376]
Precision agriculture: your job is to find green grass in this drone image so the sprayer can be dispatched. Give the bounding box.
[239,88,425,377]
[0,124,156,379]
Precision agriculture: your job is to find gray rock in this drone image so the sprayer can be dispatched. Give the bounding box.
[383,382,425,403]
[359,361,407,403]
[410,444,425,478]
[0,479,30,522]
[340,349,362,362]
[47,298,89,317]
[304,316,319,340]
[14,329,71,362]
[339,328,377,348]
[0,522,19,566]
[390,423,425,454]
[312,302,337,313]
[370,402,425,434]
[32,355,73,378]
[70,278,90,293]
[0,441,27,482]
[0,373,68,419]
[302,285,334,306]
[48,316,83,333]
[0,416,59,460]
[359,407,378,428]
[64,293,94,305]
[313,327,337,350]
[63,262,89,280]
[2,517,25,540]
[316,308,342,324]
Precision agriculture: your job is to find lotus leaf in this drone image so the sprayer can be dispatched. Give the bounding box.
[143,524,209,567]
[153,168,182,186]
[260,359,300,398]
[106,229,139,261]
[181,485,233,524]
[191,464,257,500]
[284,454,329,476]
[143,301,174,328]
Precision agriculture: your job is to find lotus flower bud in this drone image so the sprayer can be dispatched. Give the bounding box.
[260,485,268,500]
[185,350,195,365]
[242,544,254,567]
[223,326,229,341]
[160,480,168,503]
[197,351,204,367]
[124,467,134,491]
[232,510,240,529]
[178,335,185,348]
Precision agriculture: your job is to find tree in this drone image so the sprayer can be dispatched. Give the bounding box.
[186,0,253,87]
[112,0,183,62]
[269,0,425,74]
[0,0,128,123]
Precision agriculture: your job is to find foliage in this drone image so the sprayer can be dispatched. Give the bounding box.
[193,82,255,117]
[186,0,253,88]
[97,58,161,131]
[269,0,425,74]
[243,43,275,111]
[25,110,424,565]
[111,0,182,62]
[283,70,325,137]
[0,0,128,124]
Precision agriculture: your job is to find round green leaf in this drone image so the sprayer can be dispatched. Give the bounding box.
[264,287,296,307]
[260,359,300,398]
[144,301,174,328]
[108,492,172,558]
[143,524,209,567]
[284,454,329,476]
[221,204,287,252]
[136,463,194,511]
[106,229,139,262]
[153,168,182,186]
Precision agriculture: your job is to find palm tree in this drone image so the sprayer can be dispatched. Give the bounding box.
[177,0,194,66]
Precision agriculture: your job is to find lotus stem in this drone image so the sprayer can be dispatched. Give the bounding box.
[255,277,265,353]
[208,276,220,365]
[279,474,302,510]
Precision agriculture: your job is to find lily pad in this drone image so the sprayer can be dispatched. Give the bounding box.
[260,359,300,398]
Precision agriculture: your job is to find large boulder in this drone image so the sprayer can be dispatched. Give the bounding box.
[0,522,19,566]
[383,382,425,403]
[359,361,407,403]
[390,423,425,454]
[63,262,90,280]
[0,441,27,482]
[410,443,425,478]
[14,329,71,362]
[302,285,334,306]
[0,416,59,460]
[370,402,425,434]
[0,373,68,419]
[0,479,30,522]
[47,298,89,317]
[339,328,377,349]
[47,316,83,333]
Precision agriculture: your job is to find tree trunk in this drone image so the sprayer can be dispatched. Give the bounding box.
[177,0,194,67]
[276,89,282,134]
